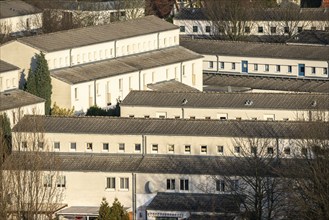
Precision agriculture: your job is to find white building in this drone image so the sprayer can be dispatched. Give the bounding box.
[0,0,42,35]
[0,60,19,92]
[121,90,329,121]
[181,38,329,79]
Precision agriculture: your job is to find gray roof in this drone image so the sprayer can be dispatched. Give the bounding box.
[57,206,98,216]
[0,89,45,111]
[287,30,329,46]
[0,60,19,73]
[51,46,203,84]
[0,0,41,19]
[147,79,200,92]
[17,16,178,52]
[121,90,329,110]
[180,38,329,61]
[147,192,243,214]
[174,8,329,21]
[203,73,329,94]
[12,115,329,139]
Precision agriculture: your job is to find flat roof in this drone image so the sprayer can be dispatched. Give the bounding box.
[51,46,203,84]
[17,16,178,52]
[0,89,45,111]
[121,90,329,110]
[203,73,329,94]
[12,115,329,139]
[0,60,19,73]
[181,38,329,61]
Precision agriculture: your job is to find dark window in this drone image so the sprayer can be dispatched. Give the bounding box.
[234,146,240,154]
[312,67,316,74]
[284,27,289,33]
[288,65,292,73]
[103,143,109,151]
[167,179,175,190]
[193,26,198,33]
[70,142,76,150]
[232,63,236,70]
[251,146,257,155]
[180,26,185,32]
[298,27,303,33]
[258,26,264,33]
[218,146,224,153]
[311,26,316,30]
[180,179,189,191]
[245,26,250,33]
[284,147,291,155]
[206,26,211,33]
[216,180,225,192]
[267,147,274,154]
[276,65,281,72]
[271,27,276,34]
[135,144,141,151]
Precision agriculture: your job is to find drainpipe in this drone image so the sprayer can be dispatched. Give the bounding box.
[69,49,72,67]
[142,135,145,156]
[276,138,280,161]
[114,40,117,58]
[143,135,147,155]
[157,32,160,50]
[132,172,137,220]
[138,70,142,90]
[216,55,219,73]
[180,62,183,83]
[327,61,329,79]
[94,80,97,106]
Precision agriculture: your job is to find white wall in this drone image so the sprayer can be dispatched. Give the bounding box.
[0,13,42,34]
[0,69,19,92]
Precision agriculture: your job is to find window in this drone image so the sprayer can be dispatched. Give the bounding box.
[205,116,211,120]
[190,116,196,120]
[288,65,292,73]
[185,145,191,153]
[106,177,116,189]
[325,26,329,31]
[284,147,291,155]
[119,143,125,152]
[54,142,60,151]
[216,180,225,192]
[201,145,207,154]
[284,26,289,33]
[283,118,289,121]
[70,142,76,151]
[22,141,27,149]
[217,145,224,154]
[74,88,78,100]
[311,67,316,74]
[180,26,185,32]
[209,61,214,69]
[38,141,44,149]
[251,117,257,120]
[276,65,280,72]
[180,179,189,191]
[267,147,274,154]
[168,144,174,153]
[232,63,236,70]
[245,26,250,33]
[298,26,303,33]
[56,175,66,187]
[86,143,93,151]
[144,115,150,119]
[301,147,308,155]
[103,143,109,151]
[271,26,276,34]
[152,144,158,153]
[254,64,258,71]
[129,115,134,118]
[265,64,269,72]
[167,179,175,190]
[166,69,169,80]
[236,117,242,120]
[120,177,129,190]
[258,26,264,33]
[264,114,275,121]
[251,146,257,155]
[206,26,211,33]
[119,78,123,91]
[193,26,198,32]
[218,113,227,120]
[323,68,328,75]
[311,26,316,31]
[175,116,180,119]
[43,174,52,187]
[234,146,240,154]
[220,62,224,69]
[229,180,239,191]
[135,144,141,152]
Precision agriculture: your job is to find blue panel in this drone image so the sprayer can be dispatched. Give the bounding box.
[298,64,305,77]
[242,60,248,73]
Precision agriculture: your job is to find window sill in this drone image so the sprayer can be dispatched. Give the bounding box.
[105,188,115,192]
[118,189,129,192]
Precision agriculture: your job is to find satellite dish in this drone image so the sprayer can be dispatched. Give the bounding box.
[146,181,157,193]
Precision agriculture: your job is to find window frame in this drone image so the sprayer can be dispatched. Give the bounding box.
[180,179,189,191]
[119,177,129,190]
[166,179,175,190]
[106,177,116,190]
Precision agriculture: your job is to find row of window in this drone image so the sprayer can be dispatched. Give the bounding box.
[180,25,329,34]
[43,174,66,188]
[0,77,17,91]
[106,177,129,190]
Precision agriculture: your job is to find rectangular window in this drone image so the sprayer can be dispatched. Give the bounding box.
[106,177,116,189]
[206,26,211,33]
[254,64,258,71]
[216,180,225,192]
[193,26,198,32]
[284,147,291,155]
[234,146,240,154]
[54,142,60,151]
[103,143,109,151]
[229,180,239,191]
[201,145,207,154]
[152,144,158,153]
[43,174,52,187]
[180,179,189,191]
[168,144,174,153]
[119,78,123,91]
[167,179,175,190]
[209,61,214,69]
[245,26,250,33]
[180,26,185,32]
[220,62,224,69]
[265,64,269,72]
[74,88,78,100]
[276,65,281,72]
[70,142,76,151]
[267,147,274,154]
[218,113,228,120]
[22,141,28,149]
[251,146,257,155]
[217,145,224,153]
[284,27,289,33]
[86,143,93,151]
[271,26,276,34]
[231,63,236,70]
[311,67,316,74]
[190,116,195,119]
[38,141,44,150]
[185,145,191,153]
[135,144,141,152]
[192,73,196,86]
[323,68,328,75]
[119,143,125,152]
[166,69,169,80]
[288,65,292,73]
[258,26,264,33]
[298,27,303,33]
[56,175,66,187]
[120,177,129,190]
[311,26,316,31]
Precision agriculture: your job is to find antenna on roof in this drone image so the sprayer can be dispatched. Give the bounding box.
[182,99,188,105]
[311,100,317,107]
[245,100,253,106]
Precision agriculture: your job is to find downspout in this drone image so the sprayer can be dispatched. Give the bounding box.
[138,70,142,90]
[157,32,160,50]
[132,172,136,220]
[94,80,96,106]
[142,135,145,156]
[114,40,117,58]
[275,138,279,161]
[180,62,183,83]
[69,49,72,67]
[327,61,329,79]
[216,55,219,73]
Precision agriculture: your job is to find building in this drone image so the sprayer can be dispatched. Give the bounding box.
[9,115,329,219]
[0,60,19,92]
[120,90,329,121]
[180,38,329,79]
[173,8,329,37]
[0,0,42,35]
[286,30,329,46]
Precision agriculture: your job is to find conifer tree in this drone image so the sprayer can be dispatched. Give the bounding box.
[98,197,111,220]
[26,52,52,115]
[109,198,129,220]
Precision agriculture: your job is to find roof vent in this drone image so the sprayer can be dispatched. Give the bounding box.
[182,98,188,105]
[311,100,317,107]
[245,100,253,106]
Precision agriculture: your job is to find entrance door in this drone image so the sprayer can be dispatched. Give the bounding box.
[241,60,248,73]
[298,64,305,77]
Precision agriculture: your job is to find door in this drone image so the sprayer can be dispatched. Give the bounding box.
[298,64,305,77]
[242,60,248,73]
